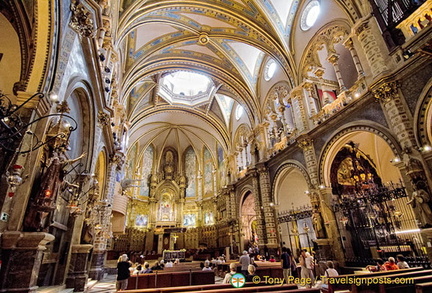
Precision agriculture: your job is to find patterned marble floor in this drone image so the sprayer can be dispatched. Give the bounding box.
[87,274,116,293]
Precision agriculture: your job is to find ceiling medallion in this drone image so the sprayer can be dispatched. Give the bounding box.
[198,32,210,45]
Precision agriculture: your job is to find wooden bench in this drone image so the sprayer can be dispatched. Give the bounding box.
[123,283,297,292]
[182,285,320,293]
[349,269,432,293]
[126,270,215,289]
[326,267,424,293]
[385,275,432,293]
[415,281,432,293]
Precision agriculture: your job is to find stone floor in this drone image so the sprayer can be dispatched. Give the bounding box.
[87,274,116,293]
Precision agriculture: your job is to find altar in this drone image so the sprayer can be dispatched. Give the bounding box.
[163,249,186,261]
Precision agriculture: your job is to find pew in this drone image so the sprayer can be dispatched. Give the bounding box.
[176,285,320,293]
[123,283,298,292]
[325,267,424,293]
[415,281,432,293]
[349,269,432,293]
[126,270,214,289]
[385,274,432,293]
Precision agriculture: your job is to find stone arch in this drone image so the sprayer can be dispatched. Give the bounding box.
[238,186,258,250]
[414,77,432,147]
[319,122,402,187]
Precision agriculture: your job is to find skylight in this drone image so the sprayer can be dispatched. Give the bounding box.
[159,71,214,106]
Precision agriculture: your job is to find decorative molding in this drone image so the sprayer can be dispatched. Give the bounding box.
[70,0,95,37]
[372,81,399,102]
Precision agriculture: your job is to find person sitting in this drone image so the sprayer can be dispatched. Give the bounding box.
[269,255,276,262]
[132,264,142,275]
[384,257,399,270]
[159,259,165,268]
[151,261,163,271]
[223,263,237,284]
[321,261,339,290]
[396,255,410,269]
[174,258,180,265]
[202,263,212,271]
[165,260,173,268]
[366,259,386,272]
[142,263,153,273]
[245,264,258,282]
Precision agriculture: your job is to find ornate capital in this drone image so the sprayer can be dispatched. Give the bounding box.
[70,0,95,37]
[373,81,399,102]
[355,22,369,36]
[327,53,340,65]
[98,111,110,126]
[297,137,313,151]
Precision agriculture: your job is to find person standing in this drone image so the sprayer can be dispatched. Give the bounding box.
[117,254,132,291]
[281,247,296,283]
[299,249,315,288]
[239,250,251,276]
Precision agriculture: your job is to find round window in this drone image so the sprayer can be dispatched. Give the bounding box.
[300,0,320,31]
[264,59,277,81]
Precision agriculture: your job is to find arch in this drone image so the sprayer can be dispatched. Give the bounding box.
[319,122,402,187]
[414,77,432,147]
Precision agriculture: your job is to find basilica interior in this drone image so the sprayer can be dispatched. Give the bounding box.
[1,0,432,292]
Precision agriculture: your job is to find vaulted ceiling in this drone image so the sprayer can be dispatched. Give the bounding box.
[117,0,299,160]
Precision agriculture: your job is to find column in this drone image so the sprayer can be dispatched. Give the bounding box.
[343,38,365,78]
[297,136,345,264]
[0,232,54,293]
[251,170,266,253]
[291,89,309,133]
[257,164,279,256]
[327,53,347,92]
[88,157,119,280]
[354,18,389,78]
[65,244,93,291]
[303,82,318,116]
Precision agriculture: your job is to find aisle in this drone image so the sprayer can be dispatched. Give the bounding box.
[87,274,116,293]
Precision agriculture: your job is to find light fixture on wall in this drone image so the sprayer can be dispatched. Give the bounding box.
[0,92,78,154]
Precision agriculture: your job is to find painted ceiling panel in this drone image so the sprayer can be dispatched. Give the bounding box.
[267,0,294,28]
[179,13,236,28]
[227,41,263,78]
[175,44,222,60]
[135,24,178,50]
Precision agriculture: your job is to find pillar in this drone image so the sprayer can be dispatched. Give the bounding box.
[65,244,93,292]
[291,88,309,133]
[354,17,390,78]
[251,170,266,253]
[0,232,54,293]
[343,38,365,78]
[327,53,347,92]
[257,164,279,256]
[297,136,345,264]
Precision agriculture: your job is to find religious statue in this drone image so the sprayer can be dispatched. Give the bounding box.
[407,181,432,228]
[312,210,326,238]
[23,151,86,231]
[164,151,175,179]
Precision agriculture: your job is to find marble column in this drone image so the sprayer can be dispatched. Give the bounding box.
[343,38,365,78]
[327,53,347,92]
[257,164,279,256]
[65,244,93,292]
[297,136,345,264]
[291,88,309,133]
[251,170,266,253]
[0,232,55,293]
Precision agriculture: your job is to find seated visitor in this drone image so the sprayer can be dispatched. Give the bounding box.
[202,263,212,271]
[223,263,237,284]
[204,258,210,267]
[142,263,152,273]
[269,255,276,262]
[321,261,339,290]
[245,264,257,282]
[159,259,165,268]
[384,257,399,270]
[396,255,410,269]
[165,260,173,268]
[132,264,142,275]
[174,258,180,264]
[151,261,163,271]
[366,259,386,272]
